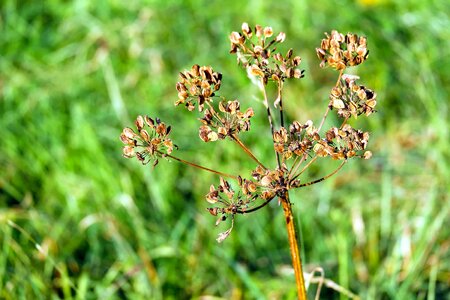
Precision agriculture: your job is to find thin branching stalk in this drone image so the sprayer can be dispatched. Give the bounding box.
[277,80,285,128]
[296,160,346,187]
[339,116,349,129]
[318,70,344,133]
[236,195,275,214]
[287,155,301,179]
[261,77,281,167]
[290,155,318,183]
[230,134,267,169]
[161,152,237,180]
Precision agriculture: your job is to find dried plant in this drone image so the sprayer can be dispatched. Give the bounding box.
[120,23,376,299]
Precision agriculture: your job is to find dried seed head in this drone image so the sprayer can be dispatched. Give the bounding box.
[330,74,378,118]
[175,65,222,112]
[317,30,369,70]
[120,117,175,166]
[316,125,371,160]
[229,23,303,83]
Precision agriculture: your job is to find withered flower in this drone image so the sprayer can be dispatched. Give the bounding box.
[251,165,287,199]
[175,64,222,111]
[199,100,254,142]
[316,30,369,70]
[206,176,264,242]
[273,121,320,160]
[206,176,261,214]
[229,23,304,83]
[120,115,175,166]
[330,74,377,118]
[314,124,370,160]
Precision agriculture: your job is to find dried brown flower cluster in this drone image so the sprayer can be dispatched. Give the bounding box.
[316,30,369,70]
[230,22,304,84]
[330,74,377,118]
[199,100,254,142]
[174,64,255,144]
[120,116,175,167]
[314,125,371,160]
[273,120,320,161]
[251,165,288,198]
[175,64,222,111]
[206,177,259,216]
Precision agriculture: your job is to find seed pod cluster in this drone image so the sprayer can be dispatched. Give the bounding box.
[199,100,254,142]
[206,176,262,221]
[120,116,175,166]
[273,120,320,160]
[175,64,222,111]
[330,74,377,118]
[230,22,304,84]
[313,124,371,160]
[316,30,369,70]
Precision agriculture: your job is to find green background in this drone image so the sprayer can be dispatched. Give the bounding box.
[1,0,449,299]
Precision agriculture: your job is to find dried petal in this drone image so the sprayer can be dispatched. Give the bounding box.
[276,32,286,43]
[122,146,135,158]
[263,27,273,38]
[122,127,136,140]
[135,115,144,131]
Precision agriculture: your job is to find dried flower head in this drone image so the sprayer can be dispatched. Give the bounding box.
[206,176,261,215]
[316,30,369,70]
[175,64,222,111]
[120,24,378,297]
[199,100,254,142]
[313,124,370,160]
[273,120,320,160]
[229,23,304,84]
[120,115,175,166]
[205,176,266,241]
[251,165,288,199]
[330,74,377,118]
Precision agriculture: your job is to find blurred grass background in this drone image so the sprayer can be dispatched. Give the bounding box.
[1,0,449,299]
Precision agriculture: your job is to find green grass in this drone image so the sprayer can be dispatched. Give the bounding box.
[1,0,449,299]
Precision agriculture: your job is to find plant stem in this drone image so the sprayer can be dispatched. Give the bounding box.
[231,134,267,169]
[280,191,307,300]
[318,70,344,133]
[277,79,285,128]
[288,153,309,182]
[261,77,281,167]
[161,152,237,180]
[297,160,346,187]
[236,195,275,214]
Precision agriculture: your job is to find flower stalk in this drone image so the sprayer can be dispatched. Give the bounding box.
[280,191,307,300]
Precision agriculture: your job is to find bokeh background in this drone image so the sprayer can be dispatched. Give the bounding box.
[1,0,449,299]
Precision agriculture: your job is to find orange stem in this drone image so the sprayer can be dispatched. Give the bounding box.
[161,152,237,180]
[280,191,307,299]
[231,134,267,169]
